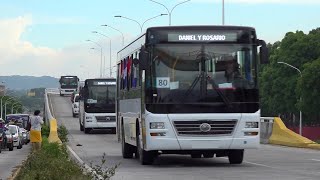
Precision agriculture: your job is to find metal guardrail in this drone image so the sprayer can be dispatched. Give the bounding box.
[260,117,275,144]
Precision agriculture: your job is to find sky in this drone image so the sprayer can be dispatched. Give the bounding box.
[0,0,319,80]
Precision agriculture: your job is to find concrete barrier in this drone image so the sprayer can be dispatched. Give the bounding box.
[44,89,62,144]
[260,117,274,144]
[47,118,62,144]
[269,117,319,148]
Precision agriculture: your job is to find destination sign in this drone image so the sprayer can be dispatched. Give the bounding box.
[92,81,116,86]
[168,32,238,42]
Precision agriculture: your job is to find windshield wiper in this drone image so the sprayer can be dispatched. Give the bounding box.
[183,73,201,98]
[207,77,232,108]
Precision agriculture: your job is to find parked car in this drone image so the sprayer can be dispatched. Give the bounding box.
[6,114,30,144]
[6,125,23,149]
[70,90,77,103]
[0,119,5,153]
[72,94,80,117]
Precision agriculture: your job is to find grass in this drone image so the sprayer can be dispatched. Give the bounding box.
[16,124,118,180]
[15,137,91,180]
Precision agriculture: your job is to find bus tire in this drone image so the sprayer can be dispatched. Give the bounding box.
[84,128,91,134]
[9,144,14,151]
[111,128,116,134]
[228,150,244,164]
[122,125,134,159]
[191,153,202,158]
[136,125,155,165]
[80,123,84,131]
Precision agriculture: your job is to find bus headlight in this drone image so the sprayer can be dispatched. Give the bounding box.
[245,122,259,128]
[150,122,165,129]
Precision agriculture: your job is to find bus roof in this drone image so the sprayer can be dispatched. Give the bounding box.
[146,25,255,31]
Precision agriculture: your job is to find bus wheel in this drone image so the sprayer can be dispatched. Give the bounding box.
[84,128,91,134]
[80,123,84,131]
[136,127,155,165]
[122,126,134,158]
[228,150,244,164]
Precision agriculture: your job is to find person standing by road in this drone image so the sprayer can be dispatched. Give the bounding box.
[30,110,44,152]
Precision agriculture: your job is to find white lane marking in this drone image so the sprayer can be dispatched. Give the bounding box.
[244,161,274,168]
[219,157,273,168]
[310,159,320,162]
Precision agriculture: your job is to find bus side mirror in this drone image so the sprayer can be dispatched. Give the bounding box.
[259,40,269,64]
[134,47,148,70]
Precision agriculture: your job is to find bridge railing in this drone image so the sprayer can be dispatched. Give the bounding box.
[260,117,274,144]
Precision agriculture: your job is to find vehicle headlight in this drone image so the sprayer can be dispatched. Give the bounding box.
[245,122,259,128]
[150,122,165,129]
[86,116,93,119]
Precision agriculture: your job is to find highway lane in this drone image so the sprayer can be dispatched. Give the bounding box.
[49,94,320,180]
[0,144,30,180]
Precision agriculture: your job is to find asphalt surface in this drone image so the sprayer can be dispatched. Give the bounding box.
[0,143,30,180]
[50,94,320,180]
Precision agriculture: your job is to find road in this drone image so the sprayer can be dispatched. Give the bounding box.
[49,94,320,180]
[0,144,30,180]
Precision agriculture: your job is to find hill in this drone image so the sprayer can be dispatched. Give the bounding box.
[0,75,59,90]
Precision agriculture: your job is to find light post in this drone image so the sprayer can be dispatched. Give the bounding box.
[86,39,103,78]
[149,0,191,25]
[1,91,15,119]
[141,14,168,30]
[222,0,225,25]
[92,31,112,77]
[277,61,303,135]
[12,102,21,114]
[101,25,125,47]
[4,97,16,117]
[114,14,167,33]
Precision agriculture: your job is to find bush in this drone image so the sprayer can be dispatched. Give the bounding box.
[41,124,50,138]
[58,124,69,143]
[16,138,91,180]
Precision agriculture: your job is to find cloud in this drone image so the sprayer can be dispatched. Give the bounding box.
[191,0,320,4]
[0,15,125,80]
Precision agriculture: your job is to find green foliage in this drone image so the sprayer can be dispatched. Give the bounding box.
[16,138,91,180]
[89,153,120,180]
[259,28,320,125]
[58,124,69,143]
[41,124,50,138]
[297,58,320,122]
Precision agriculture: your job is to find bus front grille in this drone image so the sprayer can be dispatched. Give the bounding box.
[95,116,116,122]
[173,120,237,136]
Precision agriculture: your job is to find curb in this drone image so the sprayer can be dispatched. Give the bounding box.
[8,154,29,180]
[66,145,102,179]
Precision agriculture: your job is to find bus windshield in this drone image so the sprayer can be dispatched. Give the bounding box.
[60,77,78,88]
[85,85,116,113]
[147,44,258,106]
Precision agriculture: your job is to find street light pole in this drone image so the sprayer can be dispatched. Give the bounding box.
[92,31,112,77]
[141,14,168,30]
[222,0,225,25]
[101,25,125,47]
[149,0,191,26]
[115,14,168,33]
[1,92,15,119]
[277,61,303,135]
[114,16,142,33]
[87,39,103,77]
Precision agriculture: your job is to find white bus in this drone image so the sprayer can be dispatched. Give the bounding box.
[116,26,269,165]
[79,78,116,134]
[59,76,79,96]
